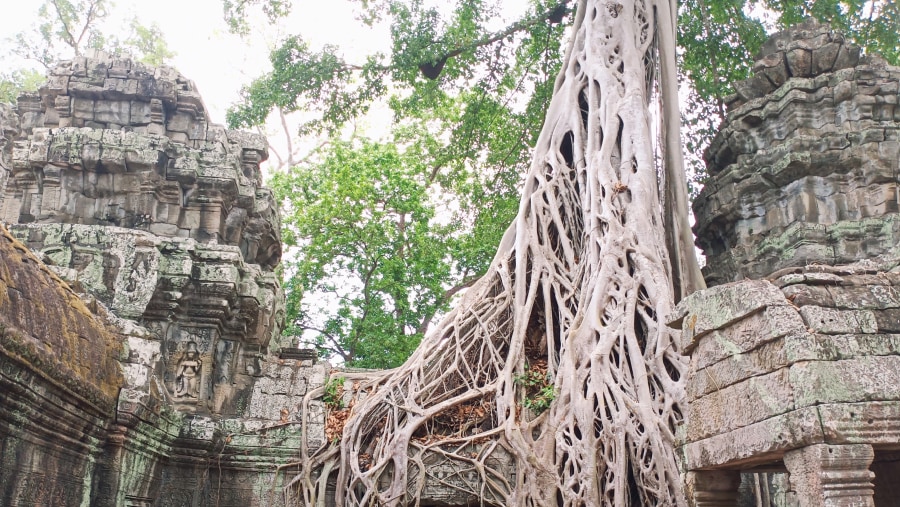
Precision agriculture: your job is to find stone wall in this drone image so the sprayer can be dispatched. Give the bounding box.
[0,225,122,505]
[5,51,279,266]
[0,50,285,419]
[674,265,900,506]
[0,52,326,507]
[682,19,900,507]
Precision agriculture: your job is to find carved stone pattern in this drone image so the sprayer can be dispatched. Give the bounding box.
[693,18,900,285]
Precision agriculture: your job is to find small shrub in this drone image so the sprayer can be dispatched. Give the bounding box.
[514,362,556,414]
[323,376,345,410]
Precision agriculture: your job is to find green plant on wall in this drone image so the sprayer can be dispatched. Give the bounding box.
[323,376,346,410]
[514,362,555,414]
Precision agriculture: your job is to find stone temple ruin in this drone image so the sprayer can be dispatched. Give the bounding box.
[0,19,899,506]
[675,18,900,506]
[0,50,324,506]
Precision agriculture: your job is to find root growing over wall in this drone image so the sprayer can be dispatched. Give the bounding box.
[290,0,695,504]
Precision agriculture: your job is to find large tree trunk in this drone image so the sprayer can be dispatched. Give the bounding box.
[292,0,694,504]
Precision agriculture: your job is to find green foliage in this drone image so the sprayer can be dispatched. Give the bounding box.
[0,69,45,104]
[227,0,569,137]
[37,0,110,61]
[323,376,346,410]
[250,1,573,367]
[236,0,898,366]
[766,0,899,64]
[121,19,176,66]
[274,139,468,368]
[524,384,557,413]
[222,0,292,36]
[7,0,175,70]
[514,363,556,414]
[227,37,386,136]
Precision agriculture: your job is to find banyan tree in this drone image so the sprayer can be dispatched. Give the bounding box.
[290,0,704,503]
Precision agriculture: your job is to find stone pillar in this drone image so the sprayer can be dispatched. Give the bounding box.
[685,470,742,506]
[784,444,875,507]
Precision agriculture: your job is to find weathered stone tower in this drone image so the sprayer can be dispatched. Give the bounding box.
[676,19,900,506]
[0,50,516,507]
[0,52,332,506]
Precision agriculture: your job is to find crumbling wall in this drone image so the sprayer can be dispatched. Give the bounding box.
[0,50,284,419]
[0,52,309,507]
[0,225,123,505]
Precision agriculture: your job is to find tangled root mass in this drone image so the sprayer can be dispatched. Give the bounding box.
[288,0,692,504]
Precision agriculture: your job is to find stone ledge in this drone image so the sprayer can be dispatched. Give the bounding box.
[671,279,788,353]
[680,406,824,470]
[681,401,900,471]
[686,367,795,442]
[818,401,900,445]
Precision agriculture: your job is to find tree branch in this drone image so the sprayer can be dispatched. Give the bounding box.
[49,0,80,52]
[417,1,573,78]
[74,0,103,52]
[415,273,480,336]
[299,324,351,364]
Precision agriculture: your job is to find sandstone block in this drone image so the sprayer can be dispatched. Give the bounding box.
[167,111,194,133]
[94,100,131,124]
[672,279,788,352]
[130,101,152,125]
[687,368,794,442]
[783,443,874,507]
[790,356,900,408]
[71,97,95,120]
[800,306,877,334]
[691,304,805,371]
[818,401,900,445]
[787,48,813,77]
[681,406,824,468]
[688,338,788,399]
[783,333,900,363]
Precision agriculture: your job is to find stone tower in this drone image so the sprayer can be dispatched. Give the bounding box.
[694,18,899,286]
[0,52,331,506]
[676,19,900,507]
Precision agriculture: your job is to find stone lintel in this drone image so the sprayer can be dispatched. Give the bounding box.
[681,399,900,472]
[681,406,824,470]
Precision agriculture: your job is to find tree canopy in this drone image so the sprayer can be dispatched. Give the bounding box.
[273,139,462,368]
[285,0,695,502]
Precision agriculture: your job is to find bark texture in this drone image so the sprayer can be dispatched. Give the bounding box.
[290,0,691,504]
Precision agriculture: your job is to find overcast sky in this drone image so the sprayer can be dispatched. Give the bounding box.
[0,0,396,124]
[0,0,532,171]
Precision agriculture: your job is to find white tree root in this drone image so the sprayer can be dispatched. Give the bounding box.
[288,0,690,504]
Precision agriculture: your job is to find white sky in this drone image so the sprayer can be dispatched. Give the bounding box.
[0,0,533,172]
[0,0,399,125]
[0,1,529,125]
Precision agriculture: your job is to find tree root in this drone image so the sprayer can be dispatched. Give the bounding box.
[288,0,690,504]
